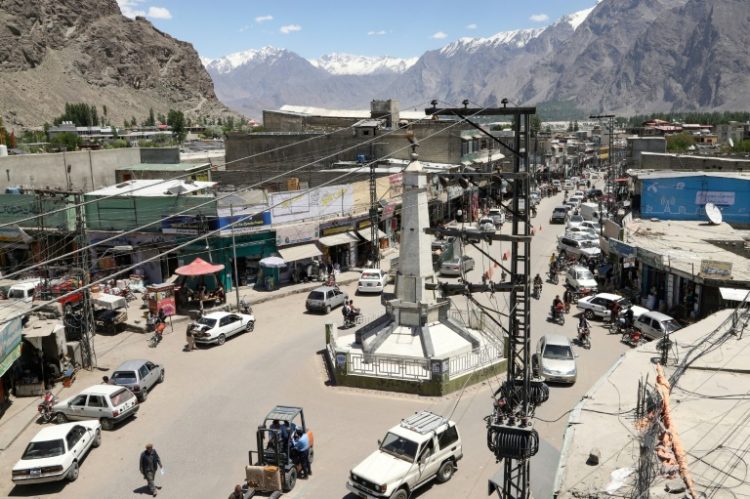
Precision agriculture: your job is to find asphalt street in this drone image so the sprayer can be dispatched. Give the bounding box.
[0,188,631,499]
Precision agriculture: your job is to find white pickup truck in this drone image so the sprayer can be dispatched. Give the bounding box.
[346,411,462,499]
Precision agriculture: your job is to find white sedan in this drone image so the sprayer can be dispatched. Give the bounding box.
[12,421,101,485]
[357,269,388,294]
[192,311,255,346]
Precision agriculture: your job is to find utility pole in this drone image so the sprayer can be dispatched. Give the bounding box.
[590,114,616,213]
[73,192,96,369]
[230,204,241,309]
[425,100,548,499]
[369,161,380,268]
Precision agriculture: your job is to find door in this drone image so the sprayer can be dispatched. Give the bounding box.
[84,394,108,419]
[66,426,84,459]
[67,395,88,420]
[415,438,441,486]
[144,362,158,388]
[225,315,242,337]
[138,365,151,391]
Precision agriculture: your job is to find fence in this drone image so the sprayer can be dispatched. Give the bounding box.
[347,352,431,381]
[447,343,503,380]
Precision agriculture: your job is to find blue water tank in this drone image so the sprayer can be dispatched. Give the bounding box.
[356,154,367,164]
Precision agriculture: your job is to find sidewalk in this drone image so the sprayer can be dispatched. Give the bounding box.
[0,248,397,450]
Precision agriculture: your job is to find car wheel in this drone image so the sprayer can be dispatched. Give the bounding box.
[101,418,114,431]
[217,334,226,346]
[92,429,102,447]
[67,461,79,482]
[389,488,408,499]
[283,467,297,492]
[246,321,255,332]
[158,369,165,383]
[436,460,455,483]
[585,310,595,320]
[325,305,331,314]
[55,412,68,424]
[139,389,148,402]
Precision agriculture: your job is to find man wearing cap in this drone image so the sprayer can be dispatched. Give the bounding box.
[139,443,163,496]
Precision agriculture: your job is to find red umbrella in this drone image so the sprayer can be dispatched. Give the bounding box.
[175,258,225,276]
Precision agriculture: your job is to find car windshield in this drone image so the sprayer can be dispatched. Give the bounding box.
[379,432,418,462]
[663,319,682,333]
[554,208,567,214]
[22,439,65,460]
[198,317,217,328]
[543,344,573,360]
[581,240,598,248]
[577,270,595,280]
[111,371,137,383]
[307,291,324,300]
[110,388,134,407]
[570,216,584,223]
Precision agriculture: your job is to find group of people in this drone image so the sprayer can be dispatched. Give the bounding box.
[268,419,313,479]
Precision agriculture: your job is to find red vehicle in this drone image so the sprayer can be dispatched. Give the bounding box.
[36,278,84,314]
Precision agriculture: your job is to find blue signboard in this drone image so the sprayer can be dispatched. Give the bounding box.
[640,175,750,224]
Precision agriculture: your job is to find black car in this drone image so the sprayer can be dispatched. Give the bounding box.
[550,206,568,224]
[587,188,603,200]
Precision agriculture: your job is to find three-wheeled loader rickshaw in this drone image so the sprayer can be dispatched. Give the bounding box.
[238,405,314,498]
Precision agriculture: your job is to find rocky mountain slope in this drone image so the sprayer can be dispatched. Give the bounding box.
[207,0,749,118]
[0,0,231,128]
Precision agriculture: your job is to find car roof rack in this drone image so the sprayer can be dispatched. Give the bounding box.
[400,411,447,435]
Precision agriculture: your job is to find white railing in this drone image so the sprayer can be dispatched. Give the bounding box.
[447,343,503,380]
[348,352,432,381]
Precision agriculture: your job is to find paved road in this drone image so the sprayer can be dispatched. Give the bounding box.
[0,189,630,499]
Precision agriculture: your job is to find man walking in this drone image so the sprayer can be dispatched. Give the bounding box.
[185,323,196,352]
[139,443,163,497]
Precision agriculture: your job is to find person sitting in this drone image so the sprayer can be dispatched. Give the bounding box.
[347,300,360,320]
[578,314,590,331]
[533,274,543,287]
[342,301,352,323]
[552,295,563,320]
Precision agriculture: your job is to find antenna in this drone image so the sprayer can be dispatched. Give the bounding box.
[705,202,722,225]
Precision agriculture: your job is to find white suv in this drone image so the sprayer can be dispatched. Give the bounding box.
[347,411,462,499]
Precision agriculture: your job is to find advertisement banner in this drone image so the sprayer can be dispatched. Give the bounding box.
[270,185,354,225]
[638,247,665,270]
[0,314,23,368]
[609,239,636,257]
[161,216,218,235]
[699,260,733,279]
[217,206,271,236]
[695,191,735,206]
[275,221,319,247]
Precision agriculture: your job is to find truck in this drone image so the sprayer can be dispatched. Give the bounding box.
[346,411,462,499]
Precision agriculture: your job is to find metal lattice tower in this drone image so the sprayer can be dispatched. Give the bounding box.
[424,103,545,499]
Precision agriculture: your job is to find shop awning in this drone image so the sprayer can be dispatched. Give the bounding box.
[318,232,359,247]
[278,243,322,262]
[719,287,750,302]
[357,229,387,242]
[0,344,21,378]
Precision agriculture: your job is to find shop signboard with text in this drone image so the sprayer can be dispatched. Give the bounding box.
[699,260,733,280]
[217,206,271,236]
[275,221,319,247]
[270,185,354,225]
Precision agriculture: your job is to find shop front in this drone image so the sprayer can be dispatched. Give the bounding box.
[318,220,359,271]
[608,239,638,289]
[0,302,26,403]
[354,218,389,267]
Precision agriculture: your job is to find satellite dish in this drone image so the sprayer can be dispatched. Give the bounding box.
[705,203,723,225]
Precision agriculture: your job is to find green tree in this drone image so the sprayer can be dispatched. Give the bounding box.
[157,112,166,125]
[123,119,129,128]
[530,115,542,136]
[167,109,187,142]
[146,108,156,127]
[50,132,80,151]
[732,139,750,154]
[666,132,696,152]
[130,116,137,127]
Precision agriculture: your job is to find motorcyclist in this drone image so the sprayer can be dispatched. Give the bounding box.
[578,314,590,331]
[552,295,563,321]
[622,307,635,328]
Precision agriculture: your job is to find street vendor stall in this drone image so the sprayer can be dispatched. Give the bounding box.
[146,283,176,317]
[92,293,128,334]
[174,258,226,313]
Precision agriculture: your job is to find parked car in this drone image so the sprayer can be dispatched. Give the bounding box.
[305,286,348,314]
[550,206,568,224]
[487,208,505,227]
[477,217,495,232]
[565,214,585,229]
[92,294,128,334]
[557,236,601,259]
[552,179,562,190]
[565,266,598,293]
[563,180,574,190]
[536,334,577,384]
[357,269,388,294]
[567,196,583,207]
[110,360,164,402]
[564,227,598,241]
[439,255,475,276]
[12,421,101,485]
[52,385,139,430]
[192,311,255,345]
[8,280,41,303]
[346,411,462,499]
[634,311,683,341]
[573,190,585,198]
[576,293,649,321]
[587,188,604,200]
[580,221,601,235]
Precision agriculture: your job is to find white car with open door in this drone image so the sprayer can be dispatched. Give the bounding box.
[347,411,462,499]
[12,421,101,485]
[192,311,255,346]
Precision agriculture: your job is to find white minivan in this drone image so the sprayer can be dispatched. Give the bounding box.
[8,280,41,303]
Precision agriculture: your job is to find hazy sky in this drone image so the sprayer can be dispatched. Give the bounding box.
[116,0,598,60]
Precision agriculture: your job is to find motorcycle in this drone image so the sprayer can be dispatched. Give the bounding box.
[343,312,363,328]
[38,392,56,423]
[621,328,644,348]
[533,282,543,299]
[548,270,559,285]
[577,326,591,349]
[548,306,565,325]
[148,322,165,348]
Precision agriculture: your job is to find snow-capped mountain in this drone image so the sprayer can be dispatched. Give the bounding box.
[202,46,290,74]
[205,0,749,119]
[309,53,418,75]
[439,28,544,57]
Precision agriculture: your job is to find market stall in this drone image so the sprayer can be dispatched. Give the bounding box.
[174,258,226,312]
[15,319,67,396]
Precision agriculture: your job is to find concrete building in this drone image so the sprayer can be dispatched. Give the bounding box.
[637,152,750,173]
[626,136,667,168]
[115,162,211,183]
[554,307,750,498]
